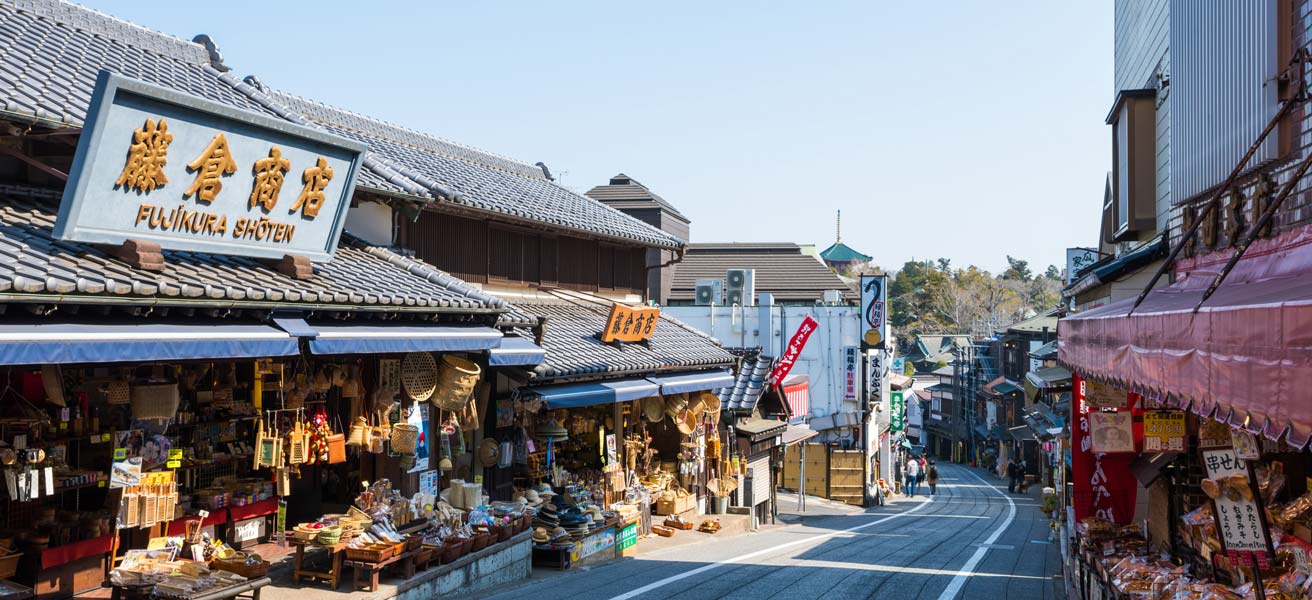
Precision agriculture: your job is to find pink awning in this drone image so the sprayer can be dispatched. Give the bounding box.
[1059,224,1312,449]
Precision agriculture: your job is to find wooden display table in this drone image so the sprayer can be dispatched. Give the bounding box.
[105,577,268,600]
[288,539,347,590]
[344,549,417,593]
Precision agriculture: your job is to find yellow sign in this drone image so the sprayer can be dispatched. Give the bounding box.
[115,118,172,193]
[166,460,181,469]
[168,449,184,460]
[601,303,660,343]
[1143,411,1186,453]
[185,133,238,203]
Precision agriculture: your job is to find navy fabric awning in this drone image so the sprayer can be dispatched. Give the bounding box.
[527,378,659,410]
[301,322,503,355]
[488,336,546,366]
[0,322,299,365]
[646,370,734,395]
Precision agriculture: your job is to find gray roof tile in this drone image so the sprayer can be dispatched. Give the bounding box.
[0,184,505,313]
[516,299,733,381]
[718,351,774,413]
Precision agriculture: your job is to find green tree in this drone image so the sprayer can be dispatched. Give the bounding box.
[1044,264,1062,281]
[1003,256,1032,282]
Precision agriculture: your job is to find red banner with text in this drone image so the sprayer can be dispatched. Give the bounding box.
[1071,373,1140,525]
[769,315,819,387]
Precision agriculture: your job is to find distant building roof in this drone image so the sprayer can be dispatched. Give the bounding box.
[1002,308,1064,335]
[819,241,873,264]
[668,243,853,304]
[906,334,972,365]
[584,174,689,222]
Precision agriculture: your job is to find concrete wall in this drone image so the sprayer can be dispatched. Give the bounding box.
[395,532,532,600]
[345,199,394,246]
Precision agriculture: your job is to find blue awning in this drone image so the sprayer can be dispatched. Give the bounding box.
[646,370,734,395]
[303,322,503,355]
[0,321,299,366]
[488,336,546,366]
[526,378,660,410]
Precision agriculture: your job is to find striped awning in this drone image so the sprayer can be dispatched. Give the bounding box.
[782,374,809,419]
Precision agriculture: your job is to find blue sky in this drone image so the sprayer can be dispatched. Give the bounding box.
[80,1,1112,274]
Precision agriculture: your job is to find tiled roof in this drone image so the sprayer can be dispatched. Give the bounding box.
[668,243,852,304]
[584,174,688,222]
[819,241,872,264]
[0,0,681,247]
[516,299,733,380]
[0,0,275,127]
[0,185,506,313]
[718,351,774,412]
[241,88,684,250]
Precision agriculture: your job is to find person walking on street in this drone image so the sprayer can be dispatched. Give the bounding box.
[905,456,921,496]
[1006,458,1019,493]
[916,456,926,490]
[927,460,939,495]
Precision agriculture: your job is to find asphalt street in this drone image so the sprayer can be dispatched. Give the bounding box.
[477,463,1063,600]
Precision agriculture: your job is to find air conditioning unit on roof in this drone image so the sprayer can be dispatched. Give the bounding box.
[725,269,755,306]
[694,279,722,306]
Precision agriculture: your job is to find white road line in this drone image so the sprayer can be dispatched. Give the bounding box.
[604,495,937,600]
[935,468,1017,600]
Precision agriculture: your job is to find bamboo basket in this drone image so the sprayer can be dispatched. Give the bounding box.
[106,380,130,405]
[401,353,438,402]
[432,355,480,411]
[130,383,180,420]
[391,422,420,455]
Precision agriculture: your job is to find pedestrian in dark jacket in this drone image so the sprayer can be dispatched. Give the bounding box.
[1006,459,1019,493]
[927,461,939,495]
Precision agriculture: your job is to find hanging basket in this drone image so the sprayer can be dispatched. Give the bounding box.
[130,383,180,420]
[106,380,130,405]
[432,355,481,411]
[402,353,439,402]
[392,423,420,455]
[347,416,369,446]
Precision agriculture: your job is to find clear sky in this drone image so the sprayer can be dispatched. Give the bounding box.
[78,1,1112,274]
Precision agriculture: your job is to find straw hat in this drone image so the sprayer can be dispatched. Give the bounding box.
[523,489,543,506]
[664,393,688,419]
[643,396,665,423]
[535,419,569,441]
[699,391,721,423]
[532,527,551,544]
[478,438,499,468]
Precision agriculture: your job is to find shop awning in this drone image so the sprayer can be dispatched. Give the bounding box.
[1009,425,1036,442]
[781,374,810,419]
[301,322,503,355]
[525,378,659,410]
[1026,365,1072,389]
[781,423,819,445]
[1059,224,1312,448]
[992,380,1023,395]
[0,321,299,365]
[487,336,546,366]
[646,370,734,395]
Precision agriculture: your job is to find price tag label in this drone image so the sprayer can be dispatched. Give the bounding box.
[168,449,184,460]
[166,460,181,469]
[58,421,67,430]
[113,448,127,460]
[101,433,111,443]
[98,480,106,488]
[90,435,100,444]
[198,509,210,519]
[474,474,484,484]
[60,407,70,422]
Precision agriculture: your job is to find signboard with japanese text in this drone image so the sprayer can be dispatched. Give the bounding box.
[768,315,818,387]
[866,351,885,402]
[1082,379,1127,408]
[843,347,858,401]
[859,275,888,349]
[55,72,365,262]
[1066,248,1099,284]
[1205,460,1271,558]
[1202,448,1248,479]
[890,391,905,432]
[1142,411,1186,453]
[601,303,660,343]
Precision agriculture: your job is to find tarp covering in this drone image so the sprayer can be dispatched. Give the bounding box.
[487,336,546,366]
[1060,223,1312,448]
[0,321,298,365]
[302,322,503,355]
[647,370,734,395]
[526,378,659,410]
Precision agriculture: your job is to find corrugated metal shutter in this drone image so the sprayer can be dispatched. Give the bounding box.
[1169,0,1280,205]
[749,454,771,507]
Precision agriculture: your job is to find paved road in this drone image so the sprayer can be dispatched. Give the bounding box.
[478,464,1064,600]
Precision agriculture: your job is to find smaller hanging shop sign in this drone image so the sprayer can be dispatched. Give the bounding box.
[843,347,858,401]
[769,315,819,387]
[601,303,660,343]
[1082,379,1127,408]
[1204,457,1272,565]
[54,71,365,262]
[1142,411,1186,453]
[1089,411,1134,454]
[889,391,905,432]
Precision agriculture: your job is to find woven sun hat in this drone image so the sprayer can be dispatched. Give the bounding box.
[524,489,543,506]
[478,438,499,468]
[550,527,570,541]
[532,527,551,544]
[643,396,665,423]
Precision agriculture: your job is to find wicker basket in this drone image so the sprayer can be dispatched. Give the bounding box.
[213,555,269,578]
[469,531,491,552]
[391,423,420,455]
[344,543,395,563]
[0,547,21,579]
[401,353,438,402]
[432,355,480,411]
[347,416,368,446]
[404,534,423,552]
[106,380,130,405]
[130,383,180,420]
[438,541,463,564]
[316,526,342,546]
